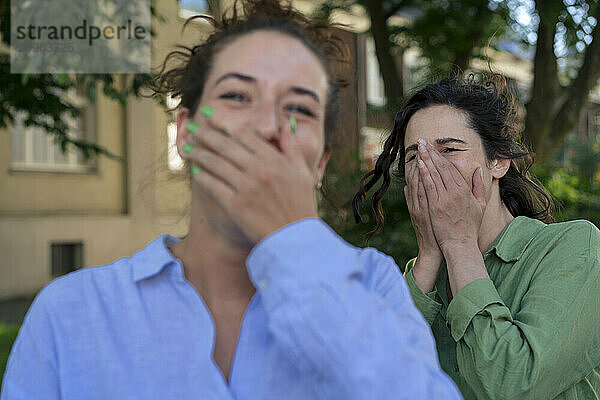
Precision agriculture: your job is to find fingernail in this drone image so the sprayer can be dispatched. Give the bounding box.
[290,116,296,135]
[183,143,194,154]
[418,159,426,169]
[418,139,427,153]
[187,122,199,133]
[191,165,201,175]
[200,106,215,117]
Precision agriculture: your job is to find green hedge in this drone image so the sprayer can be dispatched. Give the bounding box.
[0,324,20,389]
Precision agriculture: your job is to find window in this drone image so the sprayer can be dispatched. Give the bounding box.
[360,126,387,170]
[51,242,83,277]
[166,95,185,172]
[365,37,386,107]
[11,87,95,173]
[179,0,211,18]
[589,111,600,140]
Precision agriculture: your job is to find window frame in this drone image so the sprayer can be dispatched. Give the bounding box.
[10,87,97,174]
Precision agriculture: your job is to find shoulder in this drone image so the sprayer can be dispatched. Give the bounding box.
[520,219,600,282]
[535,219,600,259]
[27,234,174,323]
[27,255,135,326]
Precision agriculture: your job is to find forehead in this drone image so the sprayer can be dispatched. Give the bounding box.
[208,30,328,94]
[404,105,479,146]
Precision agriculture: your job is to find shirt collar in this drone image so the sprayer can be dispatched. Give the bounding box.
[485,216,546,262]
[132,234,182,282]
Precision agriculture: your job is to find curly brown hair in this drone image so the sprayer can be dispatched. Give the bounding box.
[151,0,348,151]
[353,73,555,242]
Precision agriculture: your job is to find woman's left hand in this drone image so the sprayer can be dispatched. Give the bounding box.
[416,139,486,254]
[182,117,319,244]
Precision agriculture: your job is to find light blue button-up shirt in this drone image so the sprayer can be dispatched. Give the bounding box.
[2,219,461,399]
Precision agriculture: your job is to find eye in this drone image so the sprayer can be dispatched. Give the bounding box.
[285,104,315,117]
[405,154,416,163]
[441,147,464,154]
[220,91,248,102]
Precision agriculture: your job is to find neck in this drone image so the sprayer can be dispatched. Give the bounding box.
[169,196,256,306]
[478,182,514,254]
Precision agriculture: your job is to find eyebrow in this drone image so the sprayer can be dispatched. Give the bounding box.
[405,137,468,155]
[215,72,256,86]
[289,86,321,104]
[214,72,321,104]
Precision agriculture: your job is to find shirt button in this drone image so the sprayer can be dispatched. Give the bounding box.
[258,279,268,290]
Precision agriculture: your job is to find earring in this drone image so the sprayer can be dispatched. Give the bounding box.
[316,181,323,190]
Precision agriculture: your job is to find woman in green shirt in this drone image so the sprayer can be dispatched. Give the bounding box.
[354,75,600,399]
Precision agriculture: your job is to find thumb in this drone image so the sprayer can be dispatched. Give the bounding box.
[472,167,485,205]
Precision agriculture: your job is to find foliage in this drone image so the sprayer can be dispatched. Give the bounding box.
[402,0,510,73]
[316,0,600,161]
[320,160,418,272]
[533,135,600,227]
[0,324,20,388]
[0,0,159,161]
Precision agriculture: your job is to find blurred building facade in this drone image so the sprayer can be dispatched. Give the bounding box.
[0,0,364,302]
[0,0,211,301]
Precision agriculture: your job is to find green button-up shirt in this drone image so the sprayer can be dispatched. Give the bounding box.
[405,216,600,400]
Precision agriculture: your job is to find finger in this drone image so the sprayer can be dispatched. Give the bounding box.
[408,160,421,213]
[417,153,439,203]
[190,162,236,206]
[404,185,414,214]
[417,174,428,212]
[427,142,465,187]
[472,167,486,205]
[227,123,291,168]
[189,122,255,171]
[183,146,245,191]
[418,140,445,194]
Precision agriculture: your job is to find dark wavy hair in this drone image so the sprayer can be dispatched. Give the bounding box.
[151,0,348,151]
[353,74,555,242]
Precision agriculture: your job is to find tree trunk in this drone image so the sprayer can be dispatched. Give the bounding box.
[523,1,562,160]
[451,4,493,72]
[364,0,404,107]
[525,1,600,161]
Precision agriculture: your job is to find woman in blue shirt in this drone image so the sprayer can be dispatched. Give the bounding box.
[1,1,460,399]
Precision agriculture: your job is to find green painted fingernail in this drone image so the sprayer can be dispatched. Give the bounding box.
[191,165,201,175]
[183,143,194,154]
[200,106,215,117]
[187,122,199,133]
[290,116,296,134]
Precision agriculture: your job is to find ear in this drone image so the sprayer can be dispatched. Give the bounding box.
[176,108,191,159]
[314,150,332,185]
[491,158,510,180]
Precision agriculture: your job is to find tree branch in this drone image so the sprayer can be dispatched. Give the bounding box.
[364,0,404,106]
[546,2,600,155]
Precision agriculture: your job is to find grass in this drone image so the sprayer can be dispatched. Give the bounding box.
[0,324,21,390]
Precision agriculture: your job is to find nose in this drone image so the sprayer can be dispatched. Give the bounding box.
[253,100,282,149]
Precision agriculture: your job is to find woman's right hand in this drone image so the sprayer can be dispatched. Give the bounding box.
[404,157,443,294]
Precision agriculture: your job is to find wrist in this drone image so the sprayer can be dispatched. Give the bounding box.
[416,251,443,268]
[412,254,443,294]
[440,238,480,258]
